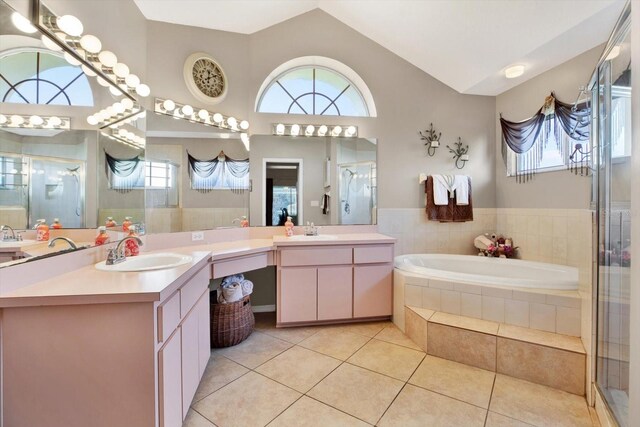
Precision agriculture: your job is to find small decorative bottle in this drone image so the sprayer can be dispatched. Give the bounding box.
[240,216,249,228]
[94,226,110,246]
[122,216,133,232]
[284,216,294,237]
[35,219,50,241]
[51,218,63,229]
[124,225,140,257]
[105,217,117,228]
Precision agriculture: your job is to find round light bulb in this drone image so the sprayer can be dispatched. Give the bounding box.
[162,99,176,112]
[291,124,300,136]
[227,117,237,128]
[212,113,223,123]
[113,102,125,114]
[346,126,357,137]
[240,120,249,130]
[135,84,150,97]
[106,106,116,117]
[109,85,123,97]
[98,51,117,68]
[331,126,342,136]
[11,12,37,34]
[0,114,7,125]
[41,34,62,52]
[276,123,285,135]
[124,74,140,88]
[10,115,24,126]
[81,64,97,77]
[48,116,62,127]
[198,109,209,120]
[121,98,134,110]
[181,105,194,116]
[305,125,315,136]
[29,115,44,126]
[79,34,101,54]
[318,125,328,136]
[57,15,83,37]
[113,63,129,78]
[63,52,81,66]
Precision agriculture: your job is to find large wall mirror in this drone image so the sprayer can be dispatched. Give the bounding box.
[0,0,146,266]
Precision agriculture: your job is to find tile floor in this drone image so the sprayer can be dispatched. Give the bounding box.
[185,313,599,427]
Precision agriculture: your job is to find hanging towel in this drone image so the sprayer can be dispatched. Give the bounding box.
[425,176,473,222]
[453,175,470,205]
[321,193,330,215]
[432,175,452,205]
[241,279,254,297]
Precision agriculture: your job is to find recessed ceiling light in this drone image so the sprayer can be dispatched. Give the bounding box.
[606,45,620,61]
[505,65,525,79]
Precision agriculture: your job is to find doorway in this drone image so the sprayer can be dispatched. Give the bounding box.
[264,160,302,226]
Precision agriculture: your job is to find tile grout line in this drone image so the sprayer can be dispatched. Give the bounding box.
[483,374,497,427]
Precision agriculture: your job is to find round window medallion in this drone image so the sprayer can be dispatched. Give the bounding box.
[183,53,228,104]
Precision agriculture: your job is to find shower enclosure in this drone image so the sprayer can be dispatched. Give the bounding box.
[338,161,376,225]
[590,4,631,425]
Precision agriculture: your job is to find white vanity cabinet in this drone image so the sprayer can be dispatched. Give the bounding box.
[276,243,394,326]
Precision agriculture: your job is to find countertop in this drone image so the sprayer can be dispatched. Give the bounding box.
[0,234,394,308]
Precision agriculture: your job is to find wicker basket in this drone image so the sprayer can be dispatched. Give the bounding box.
[210,293,255,348]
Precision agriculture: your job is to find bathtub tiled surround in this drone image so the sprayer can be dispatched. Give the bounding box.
[404,307,586,396]
[395,270,582,336]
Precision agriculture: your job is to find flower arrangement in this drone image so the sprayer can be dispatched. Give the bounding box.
[475,233,519,258]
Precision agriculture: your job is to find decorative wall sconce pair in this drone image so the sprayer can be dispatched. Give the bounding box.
[418,123,470,169]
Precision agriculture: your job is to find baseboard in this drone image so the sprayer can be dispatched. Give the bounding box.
[252,304,276,313]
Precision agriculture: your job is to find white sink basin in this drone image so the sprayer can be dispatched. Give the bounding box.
[0,239,38,248]
[286,234,338,241]
[95,253,193,272]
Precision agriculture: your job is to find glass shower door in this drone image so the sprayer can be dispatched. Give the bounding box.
[338,162,375,225]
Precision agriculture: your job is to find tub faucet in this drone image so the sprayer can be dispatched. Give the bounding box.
[0,225,17,241]
[48,237,78,250]
[106,236,144,265]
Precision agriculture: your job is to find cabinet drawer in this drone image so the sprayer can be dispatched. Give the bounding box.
[354,245,394,264]
[212,253,268,279]
[280,247,352,267]
[181,267,210,317]
[158,291,181,343]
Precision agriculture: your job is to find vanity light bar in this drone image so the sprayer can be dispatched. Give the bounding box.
[0,113,70,130]
[87,98,142,128]
[102,128,145,149]
[154,98,250,133]
[272,123,358,138]
[35,8,150,99]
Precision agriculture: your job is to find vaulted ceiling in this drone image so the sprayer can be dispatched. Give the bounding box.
[133,0,625,96]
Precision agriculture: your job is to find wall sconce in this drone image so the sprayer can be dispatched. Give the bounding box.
[154,98,249,133]
[447,137,470,169]
[0,113,70,130]
[419,123,441,156]
[272,123,357,138]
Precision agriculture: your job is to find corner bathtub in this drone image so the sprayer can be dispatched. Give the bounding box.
[394,254,578,291]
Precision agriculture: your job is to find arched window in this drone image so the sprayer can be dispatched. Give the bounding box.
[256,57,376,117]
[0,49,93,106]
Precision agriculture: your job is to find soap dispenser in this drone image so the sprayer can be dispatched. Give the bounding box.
[284,216,294,237]
[124,225,140,257]
[51,218,63,229]
[35,219,49,241]
[240,216,249,228]
[122,216,133,232]
[105,217,117,228]
[95,226,109,246]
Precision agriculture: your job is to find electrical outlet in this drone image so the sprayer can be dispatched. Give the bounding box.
[191,231,204,241]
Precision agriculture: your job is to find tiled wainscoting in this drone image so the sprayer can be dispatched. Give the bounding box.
[0,207,27,229]
[405,307,586,396]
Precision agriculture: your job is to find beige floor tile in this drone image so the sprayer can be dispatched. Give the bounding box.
[267,396,369,427]
[299,329,370,360]
[497,337,585,395]
[485,411,533,427]
[427,323,497,371]
[183,409,216,427]
[193,354,249,402]
[330,320,392,337]
[490,375,591,427]
[347,339,425,381]
[192,371,301,427]
[307,363,403,425]
[256,346,341,393]
[213,331,293,369]
[378,384,487,427]
[258,326,322,344]
[374,325,422,350]
[409,356,495,408]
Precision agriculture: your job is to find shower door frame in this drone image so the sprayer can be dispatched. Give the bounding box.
[337,160,376,225]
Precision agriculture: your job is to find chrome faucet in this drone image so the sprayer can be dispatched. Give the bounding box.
[304,222,319,236]
[0,225,17,241]
[106,236,144,265]
[48,237,78,250]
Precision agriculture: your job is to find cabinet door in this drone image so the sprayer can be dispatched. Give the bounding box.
[158,331,182,427]
[181,310,200,417]
[317,266,353,320]
[353,265,393,318]
[279,267,317,323]
[196,292,211,377]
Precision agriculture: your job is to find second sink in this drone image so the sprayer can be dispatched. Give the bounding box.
[95,253,193,272]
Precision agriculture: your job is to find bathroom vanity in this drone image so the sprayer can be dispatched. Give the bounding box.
[0,232,393,427]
